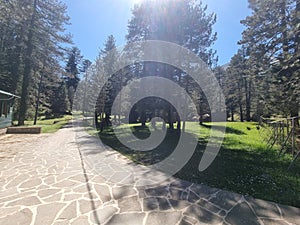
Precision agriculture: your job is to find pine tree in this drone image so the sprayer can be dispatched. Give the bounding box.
[65,47,83,111]
[0,0,72,125]
[49,81,69,116]
[95,35,119,125]
[81,59,92,116]
[125,0,218,129]
[0,0,25,94]
[240,0,300,119]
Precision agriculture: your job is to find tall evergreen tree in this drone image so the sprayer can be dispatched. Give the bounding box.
[224,50,249,121]
[0,0,26,93]
[126,0,217,66]
[125,0,218,129]
[49,80,69,116]
[81,59,92,116]
[240,0,300,120]
[65,47,83,111]
[0,0,72,125]
[95,35,119,124]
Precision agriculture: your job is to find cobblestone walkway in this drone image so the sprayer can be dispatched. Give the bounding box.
[0,122,299,225]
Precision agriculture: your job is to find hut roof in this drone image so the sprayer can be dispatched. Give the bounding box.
[0,90,20,100]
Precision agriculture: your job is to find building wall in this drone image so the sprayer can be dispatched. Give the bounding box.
[0,92,14,128]
[0,106,13,128]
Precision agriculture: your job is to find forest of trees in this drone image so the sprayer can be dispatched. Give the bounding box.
[223,0,300,122]
[0,0,299,128]
[0,0,89,125]
[78,0,219,131]
[83,0,299,130]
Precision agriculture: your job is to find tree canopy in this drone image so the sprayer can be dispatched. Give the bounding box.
[223,0,299,121]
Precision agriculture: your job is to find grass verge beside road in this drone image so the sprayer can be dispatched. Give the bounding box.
[13,115,72,133]
[98,121,300,207]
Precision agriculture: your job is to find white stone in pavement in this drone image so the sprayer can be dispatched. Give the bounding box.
[71,216,90,225]
[38,188,61,198]
[57,201,78,221]
[146,211,182,225]
[34,202,66,225]
[224,202,260,225]
[89,205,119,224]
[6,196,41,207]
[106,212,146,225]
[0,208,33,225]
[260,219,290,225]
[19,178,42,189]
[119,196,142,212]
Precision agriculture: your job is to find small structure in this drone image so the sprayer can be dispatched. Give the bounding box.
[259,116,300,170]
[6,126,42,134]
[0,90,20,129]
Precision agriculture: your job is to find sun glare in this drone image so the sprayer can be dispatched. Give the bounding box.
[130,0,143,5]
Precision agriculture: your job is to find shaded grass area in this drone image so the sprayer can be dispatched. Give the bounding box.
[98,121,300,207]
[81,118,99,136]
[14,115,72,133]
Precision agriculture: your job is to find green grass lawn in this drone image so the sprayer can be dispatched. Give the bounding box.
[14,115,72,133]
[98,121,300,207]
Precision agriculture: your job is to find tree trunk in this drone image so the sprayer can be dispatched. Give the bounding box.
[199,114,203,125]
[105,113,111,126]
[168,109,174,129]
[199,100,203,125]
[18,0,38,126]
[290,101,299,127]
[238,78,244,122]
[10,44,22,93]
[141,111,146,127]
[295,0,300,58]
[182,120,186,132]
[177,119,181,131]
[118,69,124,125]
[239,103,244,122]
[33,68,44,125]
[162,120,166,131]
[82,72,88,117]
[245,79,251,121]
[292,1,300,128]
[95,112,99,128]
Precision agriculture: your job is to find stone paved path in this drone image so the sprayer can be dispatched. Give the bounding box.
[0,122,300,225]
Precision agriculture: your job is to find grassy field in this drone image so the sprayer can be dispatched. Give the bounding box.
[98,121,300,207]
[14,115,72,133]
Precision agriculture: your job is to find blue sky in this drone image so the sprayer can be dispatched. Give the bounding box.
[61,0,251,66]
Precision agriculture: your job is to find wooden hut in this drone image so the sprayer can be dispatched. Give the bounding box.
[0,90,20,128]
